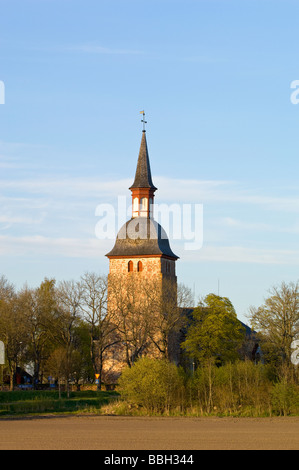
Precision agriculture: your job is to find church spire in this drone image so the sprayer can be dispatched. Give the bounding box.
[130,121,157,218]
[129,130,157,191]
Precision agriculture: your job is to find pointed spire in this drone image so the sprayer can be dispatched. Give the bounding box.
[129,131,157,190]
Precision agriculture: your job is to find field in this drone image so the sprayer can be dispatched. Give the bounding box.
[0,415,299,450]
[0,390,298,450]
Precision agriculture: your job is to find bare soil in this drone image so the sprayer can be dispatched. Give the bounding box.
[0,415,298,450]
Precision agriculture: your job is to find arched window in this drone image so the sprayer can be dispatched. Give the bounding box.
[137,261,143,272]
[140,198,148,217]
[128,261,133,272]
[133,198,139,218]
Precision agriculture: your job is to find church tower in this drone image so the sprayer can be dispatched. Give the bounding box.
[104,123,179,381]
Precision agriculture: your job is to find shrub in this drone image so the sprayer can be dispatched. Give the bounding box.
[190,360,271,416]
[118,357,185,414]
[271,382,299,416]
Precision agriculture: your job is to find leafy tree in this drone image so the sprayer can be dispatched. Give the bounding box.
[0,276,30,389]
[19,278,57,387]
[182,294,246,365]
[73,321,95,384]
[45,348,68,399]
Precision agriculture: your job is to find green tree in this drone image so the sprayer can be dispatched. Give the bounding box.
[45,347,68,399]
[0,276,30,390]
[73,321,95,384]
[19,278,57,387]
[182,294,246,365]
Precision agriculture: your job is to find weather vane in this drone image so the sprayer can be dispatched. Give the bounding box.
[140,110,147,131]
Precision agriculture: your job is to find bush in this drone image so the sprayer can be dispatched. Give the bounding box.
[190,360,271,416]
[118,358,185,414]
[271,382,299,416]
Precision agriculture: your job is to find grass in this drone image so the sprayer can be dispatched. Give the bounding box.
[0,390,119,417]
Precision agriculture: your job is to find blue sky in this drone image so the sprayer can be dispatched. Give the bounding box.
[1,0,299,323]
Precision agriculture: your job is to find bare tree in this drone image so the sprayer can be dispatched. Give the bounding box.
[146,280,192,361]
[48,280,83,396]
[249,281,299,369]
[108,274,153,368]
[109,275,192,366]
[0,275,15,301]
[79,272,119,387]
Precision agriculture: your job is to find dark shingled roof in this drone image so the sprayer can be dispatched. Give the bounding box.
[106,217,179,259]
[129,131,157,191]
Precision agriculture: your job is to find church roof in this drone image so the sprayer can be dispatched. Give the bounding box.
[105,217,179,259]
[129,131,157,191]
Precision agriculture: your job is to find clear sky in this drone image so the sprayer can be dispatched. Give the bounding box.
[1,0,299,323]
